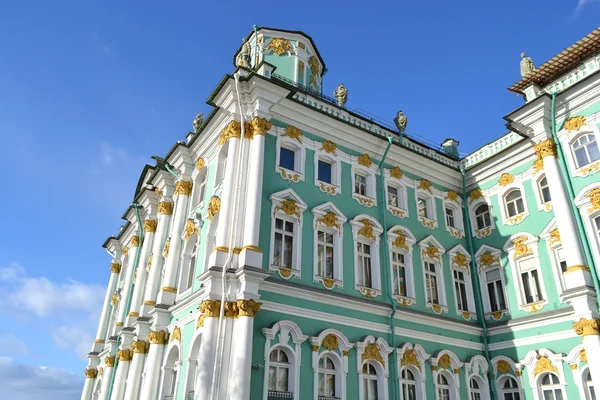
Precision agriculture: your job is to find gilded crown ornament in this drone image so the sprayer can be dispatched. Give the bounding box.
[390,166,403,179]
[282,125,303,143]
[320,140,337,154]
[564,115,587,132]
[357,219,376,240]
[267,38,292,56]
[175,180,193,196]
[392,230,408,250]
[322,334,339,351]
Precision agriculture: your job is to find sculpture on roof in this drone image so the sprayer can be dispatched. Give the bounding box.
[193,113,204,134]
[394,110,407,132]
[520,52,536,78]
[238,38,251,68]
[334,83,348,108]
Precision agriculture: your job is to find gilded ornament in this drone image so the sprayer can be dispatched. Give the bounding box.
[532,158,544,174]
[445,190,460,203]
[355,195,375,207]
[524,302,544,313]
[117,349,132,362]
[207,196,221,221]
[322,334,339,351]
[267,38,292,55]
[279,267,292,279]
[357,219,376,240]
[357,154,373,168]
[533,356,558,377]
[224,301,238,318]
[111,293,119,307]
[419,216,436,229]
[498,173,514,187]
[274,199,302,221]
[282,126,303,143]
[320,140,337,154]
[469,188,484,203]
[319,181,337,195]
[148,330,169,345]
[123,247,129,256]
[322,277,335,289]
[497,360,512,375]
[360,288,377,298]
[549,228,561,246]
[110,263,122,274]
[581,349,588,362]
[130,235,140,247]
[280,168,300,182]
[155,187,163,196]
[84,369,98,379]
[144,219,157,233]
[219,120,241,145]
[131,340,149,354]
[99,367,103,376]
[422,245,440,260]
[418,179,433,193]
[565,264,590,273]
[570,364,578,370]
[163,239,171,258]
[158,201,174,216]
[162,286,177,293]
[512,236,531,258]
[452,253,468,268]
[515,371,522,376]
[133,268,138,283]
[105,356,115,367]
[147,255,153,270]
[298,60,305,75]
[390,166,403,180]
[491,311,503,321]
[533,139,557,159]
[462,311,471,320]
[308,56,319,75]
[175,180,193,196]
[249,117,273,139]
[585,188,600,214]
[401,349,421,371]
[298,42,305,49]
[170,327,181,342]
[343,350,350,357]
[236,299,262,317]
[312,345,320,352]
[432,304,442,314]
[564,115,587,132]
[184,219,198,240]
[362,343,385,366]
[573,318,600,337]
[506,214,525,225]
[196,314,204,329]
[392,230,408,250]
[454,368,460,374]
[479,253,498,268]
[199,300,222,317]
[438,354,451,369]
[196,157,205,170]
[316,212,341,232]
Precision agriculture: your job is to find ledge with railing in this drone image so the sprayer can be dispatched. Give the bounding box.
[267,390,295,399]
[317,396,341,400]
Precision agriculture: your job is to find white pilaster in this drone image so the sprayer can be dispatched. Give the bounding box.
[93,260,121,352]
[126,219,155,325]
[227,303,260,400]
[115,236,141,333]
[123,340,149,400]
[98,358,115,400]
[138,330,169,400]
[81,369,98,400]
[110,350,132,400]
[194,300,221,400]
[574,319,600,387]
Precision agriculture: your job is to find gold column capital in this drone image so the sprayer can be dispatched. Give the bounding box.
[110,263,122,274]
[196,157,205,170]
[143,219,157,233]
[199,299,222,317]
[236,299,262,318]
[158,201,174,216]
[533,138,558,159]
[104,356,115,367]
[131,340,149,354]
[224,301,238,318]
[219,120,241,145]
[574,318,600,336]
[117,349,132,362]
[249,117,273,138]
[175,180,193,196]
[84,368,98,379]
[148,330,169,345]
[130,235,140,247]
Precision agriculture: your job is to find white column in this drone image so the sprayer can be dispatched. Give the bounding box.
[141,200,172,316]
[574,320,600,387]
[110,350,132,400]
[126,220,155,325]
[93,262,121,352]
[123,341,149,400]
[227,299,261,400]
[157,180,192,305]
[139,330,169,400]
[115,238,140,331]
[98,357,115,400]
[194,300,221,400]
[81,369,98,400]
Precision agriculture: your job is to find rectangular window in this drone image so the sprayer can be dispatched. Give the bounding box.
[519,258,543,304]
[392,252,407,296]
[273,218,294,269]
[354,173,367,196]
[387,186,399,207]
[418,198,428,219]
[445,207,455,228]
[453,270,469,311]
[317,231,334,278]
[486,267,506,312]
[555,247,567,273]
[357,242,373,288]
[279,147,295,171]
[595,216,600,239]
[424,262,439,304]
[318,160,332,184]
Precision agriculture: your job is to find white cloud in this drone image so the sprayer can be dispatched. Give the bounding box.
[99,142,129,167]
[576,0,600,11]
[0,334,31,356]
[0,357,83,400]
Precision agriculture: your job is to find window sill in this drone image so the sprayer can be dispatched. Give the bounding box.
[426,302,447,315]
[278,166,303,183]
[387,204,408,218]
[394,295,415,307]
[353,193,376,208]
[474,226,492,238]
[485,309,509,321]
[314,275,341,290]
[574,161,600,177]
[446,226,464,239]
[519,300,546,313]
[270,265,299,280]
[458,310,476,321]
[356,285,380,298]
[418,216,437,229]
[504,212,528,226]
[540,201,553,212]
[317,180,339,196]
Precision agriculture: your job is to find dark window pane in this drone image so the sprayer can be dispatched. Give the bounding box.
[318,160,332,183]
[279,147,295,171]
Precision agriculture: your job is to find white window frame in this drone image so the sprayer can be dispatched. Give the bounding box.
[384,168,410,219]
[443,193,464,239]
[177,231,200,297]
[314,144,342,196]
[415,182,438,229]
[356,336,392,400]
[575,184,600,274]
[557,123,600,177]
[190,167,208,213]
[475,245,509,320]
[312,202,347,290]
[397,343,430,400]
[532,175,553,212]
[521,349,566,400]
[540,220,567,301]
[262,320,308,400]
[496,375,523,400]
[351,155,378,208]
[351,215,383,297]
[448,245,476,320]
[269,189,308,280]
[468,198,495,239]
[276,131,306,183]
[464,355,490,400]
[213,143,229,193]
[419,236,447,314]
[582,367,596,400]
[504,233,547,312]
[159,343,181,400]
[310,329,352,400]
[430,352,462,400]
[499,182,529,226]
[388,226,417,306]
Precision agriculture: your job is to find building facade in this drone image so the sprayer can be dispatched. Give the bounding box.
[81,27,600,400]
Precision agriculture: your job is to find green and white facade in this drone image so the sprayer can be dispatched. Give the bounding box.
[81,27,600,400]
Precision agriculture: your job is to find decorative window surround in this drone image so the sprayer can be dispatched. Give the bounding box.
[384,166,411,219]
[563,345,590,400]
[177,226,201,298]
[190,167,208,214]
[558,122,600,177]
[540,220,567,301]
[475,245,509,321]
[499,181,530,226]
[464,355,491,400]
[356,336,393,400]
[351,216,384,298]
[448,244,476,321]
[269,189,308,279]
[532,175,553,212]
[388,226,417,307]
[351,154,378,208]
[520,349,567,400]
[262,320,308,400]
[492,357,524,400]
[310,329,353,400]
[442,190,464,239]
[312,202,347,290]
[468,192,495,239]
[503,233,547,313]
[415,179,439,229]
[430,350,463,400]
[575,183,600,271]
[397,343,430,400]
[314,140,342,196]
[213,143,229,194]
[276,126,306,183]
[419,236,447,314]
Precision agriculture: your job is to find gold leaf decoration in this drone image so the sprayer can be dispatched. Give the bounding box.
[322,334,339,351]
[196,157,205,170]
[316,211,341,232]
[279,267,292,279]
[158,201,174,216]
[512,236,531,258]
[564,115,587,132]
[175,180,193,196]
[533,139,557,159]
[282,126,303,143]
[111,293,119,307]
[549,228,561,246]
[392,230,408,250]
[110,263,122,274]
[148,330,169,345]
[479,253,499,267]
[322,277,335,289]
[219,120,241,145]
[390,166,403,179]
[357,154,373,168]
[84,369,98,379]
[445,190,460,203]
[308,56,319,75]
[438,354,451,369]
[130,236,140,247]
[163,239,171,258]
[170,327,181,342]
[362,343,384,366]
[208,196,221,221]
[184,219,198,240]
[497,360,512,375]
[236,299,262,318]
[532,158,544,174]
[418,179,432,193]
[144,219,157,233]
[250,117,273,138]
[357,219,376,240]
[581,349,588,362]
[533,356,558,377]
[469,189,484,203]
[585,188,600,214]
[320,140,337,154]
[453,253,468,268]
[498,173,514,187]
[274,199,302,221]
[401,349,421,371]
[267,38,292,55]
[199,300,221,318]
[573,318,600,337]
[422,245,440,260]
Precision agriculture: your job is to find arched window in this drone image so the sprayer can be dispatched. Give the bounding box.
[161,347,180,400]
[573,133,600,168]
[504,189,524,218]
[362,362,379,400]
[436,374,451,400]
[400,368,416,400]
[500,376,520,400]
[181,242,198,292]
[470,377,482,400]
[417,196,429,219]
[92,378,101,400]
[584,368,596,400]
[191,170,208,209]
[318,355,337,398]
[539,373,562,400]
[538,176,551,204]
[268,348,290,395]
[184,334,202,398]
[475,204,491,230]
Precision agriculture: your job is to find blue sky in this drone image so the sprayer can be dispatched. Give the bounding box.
[0,0,599,396]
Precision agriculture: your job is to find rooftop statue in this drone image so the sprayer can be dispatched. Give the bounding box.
[520,52,536,78]
[193,113,204,134]
[334,83,348,108]
[238,38,251,68]
[394,110,407,133]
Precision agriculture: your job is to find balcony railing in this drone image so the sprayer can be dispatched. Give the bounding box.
[267,390,294,399]
[185,391,194,400]
[317,396,340,400]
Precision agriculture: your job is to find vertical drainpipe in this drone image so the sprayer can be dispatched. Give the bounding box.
[106,205,144,400]
[378,135,396,398]
[550,92,600,297]
[460,167,497,399]
[253,24,259,67]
